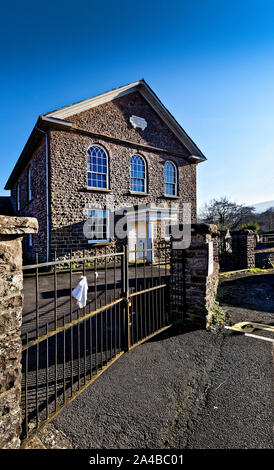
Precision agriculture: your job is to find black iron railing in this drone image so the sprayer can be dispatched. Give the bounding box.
[258,232,274,247]
[21,243,175,443]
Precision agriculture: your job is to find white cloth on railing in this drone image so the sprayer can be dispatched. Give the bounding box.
[72,276,88,308]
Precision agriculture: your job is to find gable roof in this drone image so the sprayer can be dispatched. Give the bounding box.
[45,79,206,160]
[5,79,206,189]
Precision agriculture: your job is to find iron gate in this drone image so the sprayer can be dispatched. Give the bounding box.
[21,243,176,443]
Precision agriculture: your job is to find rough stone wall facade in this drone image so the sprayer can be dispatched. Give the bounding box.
[49,130,197,259]
[10,140,47,263]
[0,215,38,449]
[9,91,198,262]
[48,91,197,260]
[66,91,192,155]
[231,230,256,270]
[170,224,219,328]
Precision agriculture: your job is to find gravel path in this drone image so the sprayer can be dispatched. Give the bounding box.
[52,271,274,449]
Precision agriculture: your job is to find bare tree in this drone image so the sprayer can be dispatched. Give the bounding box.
[199,197,256,230]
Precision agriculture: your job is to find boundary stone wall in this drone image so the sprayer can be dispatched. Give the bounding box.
[255,247,274,269]
[170,223,219,329]
[231,230,256,270]
[0,216,38,449]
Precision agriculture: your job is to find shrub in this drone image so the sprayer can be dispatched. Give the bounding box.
[241,221,260,231]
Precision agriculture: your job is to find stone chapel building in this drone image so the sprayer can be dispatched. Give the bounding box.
[5,79,206,262]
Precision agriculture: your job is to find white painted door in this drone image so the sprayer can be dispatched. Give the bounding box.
[128,221,148,261]
[136,221,147,260]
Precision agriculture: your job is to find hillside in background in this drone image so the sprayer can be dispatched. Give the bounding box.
[253,200,274,213]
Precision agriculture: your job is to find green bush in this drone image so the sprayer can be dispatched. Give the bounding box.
[241,221,260,231]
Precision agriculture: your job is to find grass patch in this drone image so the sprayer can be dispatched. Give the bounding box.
[219,267,274,278]
[208,302,226,330]
[247,268,271,273]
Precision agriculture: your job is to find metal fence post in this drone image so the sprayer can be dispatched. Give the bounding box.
[121,244,130,351]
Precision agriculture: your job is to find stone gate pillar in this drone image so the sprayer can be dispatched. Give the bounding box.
[0,216,38,449]
[170,223,219,329]
[231,229,255,270]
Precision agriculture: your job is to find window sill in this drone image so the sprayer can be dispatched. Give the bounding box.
[87,241,113,246]
[129,191,149,196]
[86,187,112,193]
[162,194,180,199]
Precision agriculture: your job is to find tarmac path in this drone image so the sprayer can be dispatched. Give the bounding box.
[51,271,274,449]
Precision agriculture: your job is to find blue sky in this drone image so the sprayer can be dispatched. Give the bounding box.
[1,0,273,209]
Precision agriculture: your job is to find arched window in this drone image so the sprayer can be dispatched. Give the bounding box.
[130,155,146,193]
[87,145,108,189]
[164,161,177,196]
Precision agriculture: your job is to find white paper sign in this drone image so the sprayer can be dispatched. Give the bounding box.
[208,241,214,276]
[130,115,147,130]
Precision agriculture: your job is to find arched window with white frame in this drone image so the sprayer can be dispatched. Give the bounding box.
[87,145,108,189]
[130,154,147,193]
[164,161,177,196]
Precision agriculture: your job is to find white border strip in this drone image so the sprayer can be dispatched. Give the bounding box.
[225,326,274,343]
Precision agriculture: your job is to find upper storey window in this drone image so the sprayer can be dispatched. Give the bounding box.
[164,161,177,196]
[87,145,108,189]
[130,155,147,193]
